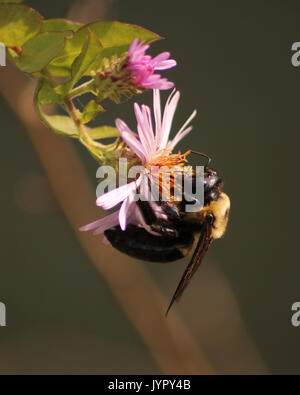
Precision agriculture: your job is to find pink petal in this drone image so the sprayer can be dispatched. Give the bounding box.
[128,39,148,58]
[141,105,155,148]
[169,109,197,148]
[153,89,162,146]
[126,39,176,91]
[128,38,138,56]
[115,118,146,161]
[141,75,174,90]
[134,103,152,158]
[96,180,137,210]
[152,79,174,90]
[177,109,197,136]
[151,52,177,70]
[141,74,161,84]
[160,90,180,149]
[151,52,170,64]
[79,218,105,232]
[119,193,134,230]
[79,211,119,234]
[170,126,193,149]
[129,42,149,62]
[154,59,177,70]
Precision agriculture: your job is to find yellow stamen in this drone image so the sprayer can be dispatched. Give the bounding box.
[146,150,191,202]
[147,149,191,169]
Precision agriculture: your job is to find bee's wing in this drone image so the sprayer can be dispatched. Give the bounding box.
[165,218,213,316]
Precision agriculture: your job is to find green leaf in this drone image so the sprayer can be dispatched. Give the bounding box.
[80,100,104,124]
[38,114,79,137]
[55,30,102,96]
[88,126,119,140]
[85,21,161,47]
[41,18,82,33]
[37,78,63,105]
[15,31,73,73]
[35,79,118,140]
[34,78,77,137]
[47,21,161,77]
[0,4,42,47]
[35,113,119,140]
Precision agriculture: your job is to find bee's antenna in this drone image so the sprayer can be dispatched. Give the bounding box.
[190,151,211,167]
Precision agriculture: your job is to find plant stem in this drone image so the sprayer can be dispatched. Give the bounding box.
[64,97,105,153]
[41,69,105,156]
[67,79,95,99]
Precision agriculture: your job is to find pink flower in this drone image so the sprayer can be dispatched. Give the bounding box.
[80,89,196,236]
[124,38,177,90]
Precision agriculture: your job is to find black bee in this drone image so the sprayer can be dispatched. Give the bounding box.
[105,153,230,315]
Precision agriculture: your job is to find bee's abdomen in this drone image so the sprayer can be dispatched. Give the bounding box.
[105,225,194,263]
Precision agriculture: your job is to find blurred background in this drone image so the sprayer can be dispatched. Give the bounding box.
[0,0,299,374]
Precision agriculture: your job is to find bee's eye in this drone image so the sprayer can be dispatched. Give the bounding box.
[204,174,218,191]
[210,191,218,200]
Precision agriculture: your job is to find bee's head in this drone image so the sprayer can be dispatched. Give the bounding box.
[187,152,224,204]
[204,168,223,202]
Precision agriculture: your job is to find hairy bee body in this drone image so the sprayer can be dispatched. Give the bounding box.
[105,224,194,262]
[104,166,230,314]
[105,168,230,261]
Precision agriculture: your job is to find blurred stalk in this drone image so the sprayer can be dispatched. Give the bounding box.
[0,63,214,374]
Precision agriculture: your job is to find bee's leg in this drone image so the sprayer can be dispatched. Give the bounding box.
[160,202,181,221]
[150,220,179,238]
[136,200,179,238]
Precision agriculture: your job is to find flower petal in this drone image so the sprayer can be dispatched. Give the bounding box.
[169,109,197,148]
[151,52,177,70]
[177,109,197,136]
[119,193,134,230]
[115,118,146,161]
[170,126,193,149]
[125,39,176,91]
[154,59,177,70]
[128,38,138,56]
[134,103,152,159]
[141,104,155,148]
[96,180,137,210]
[153,89,162,147]
[79,210,119,234]
[151,51,171,65]
[160,89,180,149]
[148,79,174,90]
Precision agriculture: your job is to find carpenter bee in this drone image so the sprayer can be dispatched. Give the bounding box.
[105,152,230,315]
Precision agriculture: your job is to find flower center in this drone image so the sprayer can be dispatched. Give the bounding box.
[145,150,191,202]
[147,149,191,169]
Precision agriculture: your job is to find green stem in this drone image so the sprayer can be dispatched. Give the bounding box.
[41,68,58,89]
[64,97,105,153]
[67,79,95,99]
[40,69,105,157]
